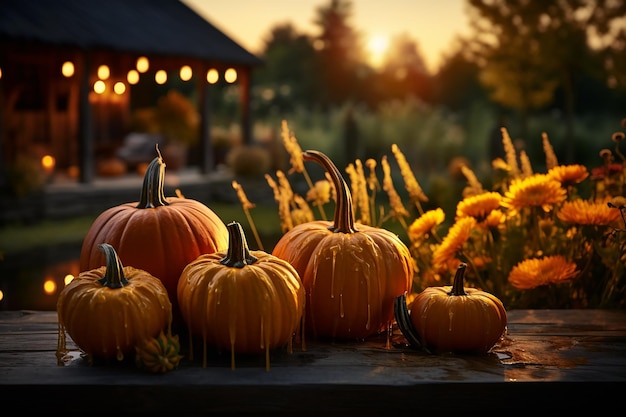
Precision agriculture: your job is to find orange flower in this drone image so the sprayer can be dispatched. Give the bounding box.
[456,192,502,221]
[501,174,567,213]
[557,199,622,226]
[508,255,579,290]
[548,164,589,187]
[432,217,476,266]
[408,208,445,241]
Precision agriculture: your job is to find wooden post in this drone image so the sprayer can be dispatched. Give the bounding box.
[78,51,94,184]
[239,68,252,145]
[198,66,213,174]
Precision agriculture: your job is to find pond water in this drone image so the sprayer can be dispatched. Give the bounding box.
[0,243,82,311]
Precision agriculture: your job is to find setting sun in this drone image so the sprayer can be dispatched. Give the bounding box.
[366,34,389,68]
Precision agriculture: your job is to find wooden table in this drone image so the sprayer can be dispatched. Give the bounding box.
[1,309,625,414]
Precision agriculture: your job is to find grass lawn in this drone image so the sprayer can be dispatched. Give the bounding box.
[0,202,283,258]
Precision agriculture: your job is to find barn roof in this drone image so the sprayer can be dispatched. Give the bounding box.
[0,0,263,66]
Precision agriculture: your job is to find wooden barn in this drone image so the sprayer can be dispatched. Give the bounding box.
[0,0,263,189]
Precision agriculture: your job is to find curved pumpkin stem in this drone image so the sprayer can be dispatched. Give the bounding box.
[303,150,357,234]
[97,243,129,288]
[220,221,258,268]
[136,146,170,209]
[448,263,468,296]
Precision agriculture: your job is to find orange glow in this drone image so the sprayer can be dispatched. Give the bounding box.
[67,165,80,179]
[206,68,219,84]
[127,69,140,84]
[136,56,149,73]
[41,155,56,174]
[64,274,75,286]
[97,64,110,80]
[61,61,75,77]
[113,81,126,95]
[366,34,389,68]
[0,290,3,302]
[224,68,237,83]
[0,67,2,80]
[155,70,167,84]
[94,80,106,94]
[180,65,192,81]
[43,279,57,295]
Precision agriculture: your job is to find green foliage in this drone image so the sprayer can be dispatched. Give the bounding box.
[130,90,199,146]
[3,154,47,198]
[226,145,272,178]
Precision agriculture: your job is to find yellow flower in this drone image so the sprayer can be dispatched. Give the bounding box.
[548,164,589,187]
[306,180,332,207]
[501,174,567,213]
[408,208,445,241]
[381,155,410,219]
[290,195,315,226]
[508,255,579,290]
[492,158,511,172]
[392,144,428,203]
[432,217,477,267]
[232,180,255,210]
[542,132,559,169]
[483,209,506,228]
[281,120,305,174]
[557,199,622,226]
[456,192,502,221]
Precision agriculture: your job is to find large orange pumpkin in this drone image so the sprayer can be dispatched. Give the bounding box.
[79,150,229,325]
[178,221,305,370]
[272,150,414,341]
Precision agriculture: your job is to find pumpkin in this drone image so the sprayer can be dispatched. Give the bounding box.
[396,263,508,354]
[177,221,305,370]
[271,150,414,341]
[79,149,229,325]
[135,330,184,373]
[57,243,173,362]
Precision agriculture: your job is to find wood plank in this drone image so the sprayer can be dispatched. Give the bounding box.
[0,309,625,413]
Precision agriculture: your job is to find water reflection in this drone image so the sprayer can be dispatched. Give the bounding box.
[0,245,80,311]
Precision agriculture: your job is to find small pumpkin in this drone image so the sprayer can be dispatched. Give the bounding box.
[271,150,414,341]
[395,263,507,354]
[177,221,305,371]
[135,330,184,374]
[57,243,173,362]
[79,148,229,325]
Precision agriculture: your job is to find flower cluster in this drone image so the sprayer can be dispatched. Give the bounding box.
[235,119,626,309]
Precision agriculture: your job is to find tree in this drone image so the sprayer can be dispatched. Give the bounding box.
[253,23,319,114]
[311,0,369,107]
[435,38,486,111]
[378,33,434,103]
[466,0,626,160]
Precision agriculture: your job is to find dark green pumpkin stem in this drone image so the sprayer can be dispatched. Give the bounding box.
[97,243,129,288]
[220,221,258,268]
[448,263,468,296]
[136,146,170,209]
[303,150,357,234]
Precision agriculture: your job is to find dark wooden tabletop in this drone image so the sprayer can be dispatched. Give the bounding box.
[1,309,625,414]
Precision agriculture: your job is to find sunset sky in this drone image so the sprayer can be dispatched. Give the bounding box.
[182,0,471,73]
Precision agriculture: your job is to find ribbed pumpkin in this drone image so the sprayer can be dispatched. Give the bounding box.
[271,150,414,341]
[177,221,305,371]
[57,243,173,362]
[398,263,508,354]
[79,150,228,324]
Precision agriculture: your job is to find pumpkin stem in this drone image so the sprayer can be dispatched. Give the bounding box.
[97,243,129,288]
[303,150,357,234]
[448,263,468,296]
[136,146,170,209]
[220,221,258,268]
